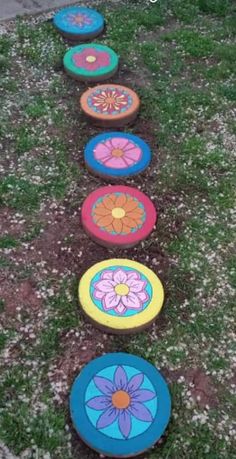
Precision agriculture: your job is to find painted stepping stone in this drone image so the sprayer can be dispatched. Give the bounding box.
[64,44,118,82]
[80,84,140,127]
[84,132,151,180]
[78,259,164,334]
[70,353,171,457]
[53,6,104,41]
[81,185,157,248]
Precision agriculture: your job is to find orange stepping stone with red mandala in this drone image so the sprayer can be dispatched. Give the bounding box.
[81,185,157,248]
[80,84,140,127]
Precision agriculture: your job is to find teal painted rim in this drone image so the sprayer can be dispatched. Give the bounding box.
[63,44,119,78]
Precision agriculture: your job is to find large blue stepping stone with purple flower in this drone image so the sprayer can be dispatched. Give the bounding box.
[70,353,171,457]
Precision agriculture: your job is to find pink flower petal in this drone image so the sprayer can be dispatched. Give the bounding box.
[113,269,127,285]
[93,289,106,300]
[94,279,116,293]
[127,279,147,293]
[122,292,142,310]
[124,147,142,162]
[137,291,149,302]
[127,271,141,281]
[94,144,112,161]
[103,157,128,169]
[110,138,130,149]
[101,270,114,280]
[114,303,127,315]
[103,291,121,310]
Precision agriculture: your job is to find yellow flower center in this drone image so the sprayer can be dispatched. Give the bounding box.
[112,390,130,409]
[112,207,126,219]
[86,55,97,63]
[115,283,129,296]
[111,148,124,157]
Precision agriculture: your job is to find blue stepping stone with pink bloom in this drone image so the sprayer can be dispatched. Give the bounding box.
[84,132,152,179]
[53,6,104,41]
[70,353,171,457]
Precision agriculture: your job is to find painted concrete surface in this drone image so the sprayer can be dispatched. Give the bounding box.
[0,0,77,21]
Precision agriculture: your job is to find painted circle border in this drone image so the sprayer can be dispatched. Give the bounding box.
[80,84,140,123]
[63,44,118,79]
[81,185,157,247]
[84,132,152,178]
[53,6,104,38]
[70,353,171,457]
[78,259,164,332]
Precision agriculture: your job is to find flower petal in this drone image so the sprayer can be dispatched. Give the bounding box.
[86,396,111,410]
[101,270,114,280]
[132,389,156,402]
[122,216,140,229]
[94,376,115,395]
[103,291,121,310]
[124,147,142,162]
[123,197,139,212]
[114,303,127,315]
[127,373,144,392]
[115,193,127,208]
[137,291,149,302]
[92,205,110,216]
[103,157,128,169]
[95,214,114,228]
[94,279,115,293]
[112,218,123,234]
[127,271,141,281]
[97,407,118,429]
[122,292,142,310]
[114,366,128,390]
[94,144,112,161]
[113,268,127,284]
[118,410,131,439]
[103,196,116,210]
[93,289,106,300]
[129,402,153,422]
[111,138,130,149]
[128,279,147,293]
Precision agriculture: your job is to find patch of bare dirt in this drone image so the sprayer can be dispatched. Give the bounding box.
[0,278,41,317]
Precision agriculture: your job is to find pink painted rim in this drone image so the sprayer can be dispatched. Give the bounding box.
[81,185,157,246]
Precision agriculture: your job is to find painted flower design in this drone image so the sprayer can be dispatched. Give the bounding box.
[92,193,145,235]
[86,366,156,439]
[67,13,92,27]
[94,137,142,169]
[91,88,130,114]
[93,268,149,315]
[73,48,110,71]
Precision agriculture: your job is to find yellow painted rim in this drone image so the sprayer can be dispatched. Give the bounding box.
[78,259,164,331]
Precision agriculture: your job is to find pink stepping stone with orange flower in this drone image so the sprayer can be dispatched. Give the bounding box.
[84,132,152,180]
[81,185,157,248]
[78,258,164,334]
[63,44,119,82]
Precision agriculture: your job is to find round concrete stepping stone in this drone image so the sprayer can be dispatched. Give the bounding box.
[78,259,164,334]
[80,84,140,127]
[70,352,171,457]
[64,44,119,82]
[81,185,157,248]
[84,132,151,179]
[53,6,104,41]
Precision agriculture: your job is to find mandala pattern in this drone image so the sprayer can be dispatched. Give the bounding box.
[92,192,145,235]
[72,48,111,71]
[67,13,92,27]
[88,88,132,115]
[92,267,150,315]
[86,365,156,439]
[94,137,142,169]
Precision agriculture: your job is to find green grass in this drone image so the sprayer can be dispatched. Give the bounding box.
[0,2,235,458]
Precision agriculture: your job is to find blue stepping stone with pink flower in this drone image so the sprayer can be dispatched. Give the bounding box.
[84,132,152,179]
[70,353,171,457]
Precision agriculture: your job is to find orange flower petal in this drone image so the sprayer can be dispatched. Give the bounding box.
[104,224,114,233]
[103,196,116,210]
[121,224,132,234]
[96,214,114,228]
[123,197,139,212]
[112,218,123,234]
[115,193,127,208]
[93,206,111,217]
[126,209,144,219]
[122,216,139,228]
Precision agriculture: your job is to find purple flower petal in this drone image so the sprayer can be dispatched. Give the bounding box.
[132,389,156,402]
[86,395,111,410]
[129,402,153,422]
[96,407,118,429]
[127,373,144,393]
[114,366,128,390]
[93,376,115,395]
[118,410,131,438]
